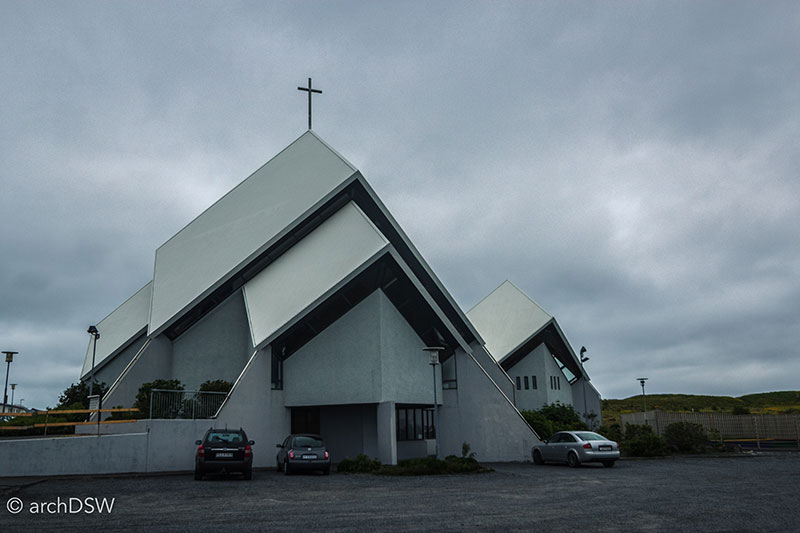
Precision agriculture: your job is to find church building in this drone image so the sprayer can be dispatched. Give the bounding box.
[81,131,540,465]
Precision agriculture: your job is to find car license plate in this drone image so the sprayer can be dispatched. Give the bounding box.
[217,452,234,458]
[599,445,611,451]
[302,454,317,460]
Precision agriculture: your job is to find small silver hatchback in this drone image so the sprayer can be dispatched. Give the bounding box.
[532,431,620,468]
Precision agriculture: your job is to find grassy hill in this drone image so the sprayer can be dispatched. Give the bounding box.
[602,391,800,427]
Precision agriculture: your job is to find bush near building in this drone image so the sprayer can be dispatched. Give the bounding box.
[663,421,708,453]
[521,402,588,440]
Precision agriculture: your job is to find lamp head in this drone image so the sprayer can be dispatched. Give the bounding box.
[2,351,17,363]
[87,325,99,335]
[423,346,444,365]
[580,346,587,356]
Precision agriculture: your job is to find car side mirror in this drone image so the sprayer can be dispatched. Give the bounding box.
[195,440,202,445]
[249,440,255,445]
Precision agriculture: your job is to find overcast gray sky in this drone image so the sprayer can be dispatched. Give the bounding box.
[2,1,798,409]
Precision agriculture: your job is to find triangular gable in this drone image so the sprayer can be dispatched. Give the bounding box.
[149,131,358,336]
[467,280,552,362]
[467,281,585,379]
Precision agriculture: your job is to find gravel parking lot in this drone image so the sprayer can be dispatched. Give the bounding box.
[2,452,798,532]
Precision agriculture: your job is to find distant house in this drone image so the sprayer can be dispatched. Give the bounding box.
[80,131,538,466]
[467,280,602,425]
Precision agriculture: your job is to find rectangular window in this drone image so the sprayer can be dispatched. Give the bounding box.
[397,407,435,441]
[532,376,537,389]
[558,376,561,390]
[524,376,529,390]
[271,352,283,390]
[516,376,521,390]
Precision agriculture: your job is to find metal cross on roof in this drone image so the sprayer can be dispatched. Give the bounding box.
[297,77,322,130]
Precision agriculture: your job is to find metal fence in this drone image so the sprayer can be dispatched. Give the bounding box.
[621,410,800,448]
[149,389,227,420]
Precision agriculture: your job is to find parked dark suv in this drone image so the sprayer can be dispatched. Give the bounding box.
[195,428,254,480]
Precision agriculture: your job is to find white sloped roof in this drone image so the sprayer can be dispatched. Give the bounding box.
[81,282,152,379]
[243,201,389,349]
[466,280,553,362]
[149,131,358,336]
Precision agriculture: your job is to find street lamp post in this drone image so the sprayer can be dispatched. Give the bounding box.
[87,326,100,397]
[579,346,589,425]
[423,346,444,459]
[2,351,18,414]
[10,384,16,411]
[637,377,649,415]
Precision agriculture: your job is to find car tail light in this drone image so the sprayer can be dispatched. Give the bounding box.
[288,450,295,459]
[324,451,329,459]
[244,445,252,458]
[197,445,204,457]
[583,443,592,449]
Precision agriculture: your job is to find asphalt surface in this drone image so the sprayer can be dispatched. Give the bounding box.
[1,453,799,531]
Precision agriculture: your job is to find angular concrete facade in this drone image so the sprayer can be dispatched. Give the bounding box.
[78,131,539,470]
[468,280,603,426]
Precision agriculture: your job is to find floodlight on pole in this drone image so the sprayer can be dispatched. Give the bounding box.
[423,346,444,459]
[87,326,100,398]
[637,377,648,414]
[2,351,18,415]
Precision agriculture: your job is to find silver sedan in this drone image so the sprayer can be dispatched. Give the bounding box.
[532,431,620,468]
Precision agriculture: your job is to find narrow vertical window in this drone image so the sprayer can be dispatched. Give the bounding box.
[516,376,521,390]
[532,375,537,389]
[524,376,529,390]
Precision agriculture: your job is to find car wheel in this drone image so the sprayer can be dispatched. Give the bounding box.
[283,459,291,476]
[243,468,253,480]
[567,452,580,468]
[194,469,203,481]
[532,450,544,465]
[602,461,615,468]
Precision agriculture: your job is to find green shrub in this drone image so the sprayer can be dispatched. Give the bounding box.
[337,453,382,473]
[199,380,233,393]
[621,424,669,457]
[596,423,622,443]
[664,422,708,453]
[521,402,587,440]
[731,406,750,415]
[134,379,184,418]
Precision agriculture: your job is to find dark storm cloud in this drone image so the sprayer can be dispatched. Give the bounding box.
[1,1,798,408]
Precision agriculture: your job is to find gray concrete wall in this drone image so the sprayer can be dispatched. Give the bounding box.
[506,343,574,411]
[284,290,435,407]
[319,404,378,462]
[438,347,539,462]
[102,334,173,410]
[506,344,549,411]
[0,418,210,477]
[171,290,252,390]
[379,291,441,405]
[89,334,148,390]
[214,346,289,469]
[284,291,382,406]
[571,378,603,428]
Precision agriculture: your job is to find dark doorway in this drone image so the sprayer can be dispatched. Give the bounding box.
[291,407,320,434]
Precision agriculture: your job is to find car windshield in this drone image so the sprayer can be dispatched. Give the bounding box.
[293,436,324,448]
[575,432,606,441]
[206,432,245,445]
